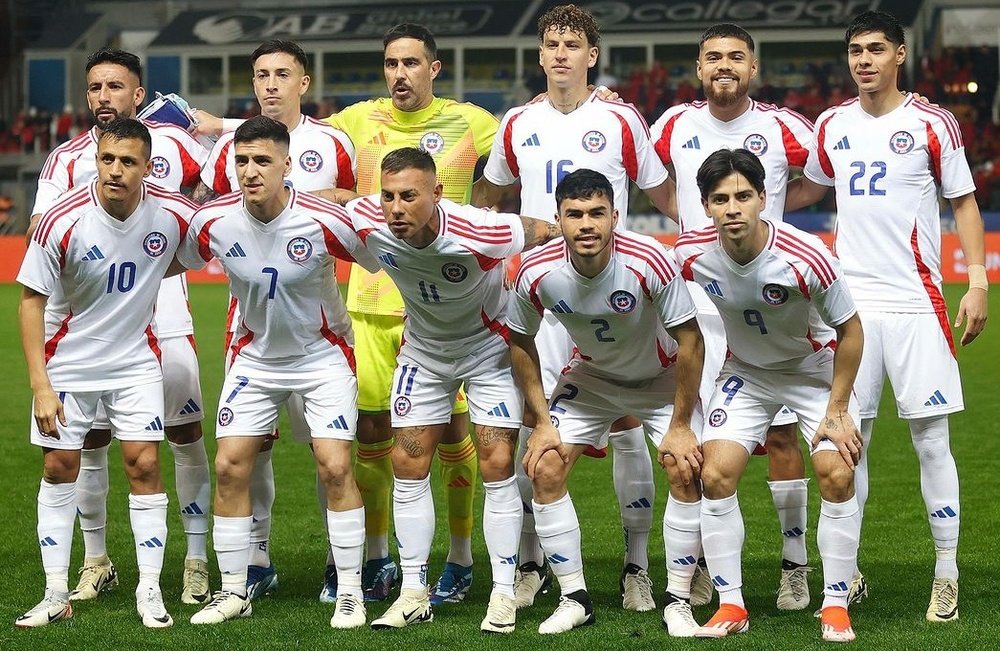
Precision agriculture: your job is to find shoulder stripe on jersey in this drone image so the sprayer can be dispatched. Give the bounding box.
[448,213,512,233]
[448,219,514,244]
[676,224,718,244]
[312,217,357,263]
[597,99,651,137]
[354,196,384,220]
[35,191,90,246]
[653,111,686,166]
[815,114,837,179]
[612,112,639,181]
[775,233,835,288]
[912,102,962,149]
[775,117,809,168]
[614,236,675,284]
[41,130,94,179]
[146,183,199,211]
[512,241,566,288]
[756,102,816,131]
[197,217,223,262]
[502,108,528,178]
[201,191,243,211]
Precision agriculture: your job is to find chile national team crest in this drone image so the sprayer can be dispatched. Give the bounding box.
[762,284,789,306]
[441,262,468,283]
[890,130,915,154]
[299,150,324,172]
[419,132,445,155]
[708,408,727,427]
[143,231,168,257]
[393,396,412,417]
[218,407,234,426]
[743,134,768,156]
[286,237,313,262]
[609,289,637,314]
[150,156,170,179]
[582,130,607,153]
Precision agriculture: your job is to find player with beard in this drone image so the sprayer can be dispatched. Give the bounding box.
[649,24,821,627]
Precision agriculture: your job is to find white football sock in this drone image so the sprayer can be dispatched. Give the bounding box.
[393,476,434,591]
[483,476,521,597]
[664,494,701,598]
[701,493,745,609]
[169,439,210,562]
[611,426,653,570]
[214,515,252,596]
[533,493,586,595]
[768,478,809,566]
[818,497,860,609]
[77,445,110,560]
[248,448,274,568]
[38,480,76,594]
[129,492,169,589]
[909,416,960,579]
[316,473,336,566]
[854,418,874,522]
[516,425,544,566]
[327,507,365,597]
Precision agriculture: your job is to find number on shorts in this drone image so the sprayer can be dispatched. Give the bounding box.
[744,309,767,334]
[720,375,744,406]
[225,375,250,403]
[395,364,418,396]
[591,318,616,342]
[261,267,278,299]
[550,384,579,414]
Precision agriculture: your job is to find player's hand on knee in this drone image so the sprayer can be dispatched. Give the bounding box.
[523,422,566,478]
[955,288,988,346]
[33,388,66,438]
[813,411,861,469]
[658,425,702,485]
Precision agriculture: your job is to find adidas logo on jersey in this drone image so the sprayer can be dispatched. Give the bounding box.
[178,398,201,416]
[327,415,349,430]
[704,280,724,297]
[225,242,247,258]
[931,506,958,519]
[378,252,399,269]
[924,390,947,407]
[370,132,387,145]
[82,245,105,261]
[551,299,573,314]
[139,537,164,548]
[486,402,511,418]
[833,136,850,150]
[682,136,701,149]
[521,133,541,147]
[144,417,164,432]
[39,536,58,547]
[181,502,204,515]
[625,497,651,509]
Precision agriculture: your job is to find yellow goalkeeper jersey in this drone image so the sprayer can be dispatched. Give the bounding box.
[328,96,499,316]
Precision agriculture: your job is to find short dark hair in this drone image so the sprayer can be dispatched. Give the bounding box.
[250,39,309,72]
[699,23,755,52]
[555,168,613,208]
[381,147,436,175]
[537,4,600,47]
[846,10,905,47]
[234,115,290,149]
[696,148,765,199]
[383,24,437,61]
[86,48,142,84]
[98,117,151,160]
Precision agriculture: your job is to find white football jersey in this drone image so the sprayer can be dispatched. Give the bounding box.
[345,195,525,357]
[650,99,814,233]
[200,115,357,195]
[18,181,194,391]
[508,232,696,382]
[484,91,667,225]
[674,220,856,372]
[32,121,209,339]
[804,94,976,313]
[177,189,379,375]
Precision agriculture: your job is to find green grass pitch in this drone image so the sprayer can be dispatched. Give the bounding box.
[1,283,998,650]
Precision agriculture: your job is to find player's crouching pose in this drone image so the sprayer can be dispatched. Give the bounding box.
[674,149,864,643]
[342,147,559,634]
[507,169,704,634]
[174,116,380,628]
[16,118,194,629]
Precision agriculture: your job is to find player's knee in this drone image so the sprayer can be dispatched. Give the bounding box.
[43,451,80,483]
[214,451,249,485]
[166,421,203,445]
[123,447,161,487]
[317,456,353,489]
[815,461,854,501]
[532,450,568,492]
[700,463,736,500]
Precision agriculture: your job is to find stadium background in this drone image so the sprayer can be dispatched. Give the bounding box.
[1,1,999,648]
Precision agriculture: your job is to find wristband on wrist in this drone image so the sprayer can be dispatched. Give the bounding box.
[968,263,989,291]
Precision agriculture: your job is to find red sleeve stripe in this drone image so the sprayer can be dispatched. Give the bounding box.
[35,192,90,246]
[513,242,565,288]
[448,221,513,244]
[614,112,639,181]
[146,184,199,211]
[775,233,835,289]
[330,134,356,190]
[57,220,79,270]
[674,229,717,248]
[228,326,255,368]
[600,99,651,137]
[756,103,815,131]
[815,114,836,179]
[625,264,652,299]
[480,308,510,344]
[298,193,354,229]
[313,217,357,262]
[776,117,809,168]
[680,252,702,281]
[527,273,548,316]
[165,208,190,241]
[501,110,525,178]
[197,217,222,262]
[44,310,74,363]
[787,262,811,299]
[212,139,234,195]
[449,213,513,233]
[614,237,675,284]
[202,192,243,211]
[913,102,962,149]
[319,307,356,373]
[354,197,383,220]
[653,111,684,166]
[925,121,942,186]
